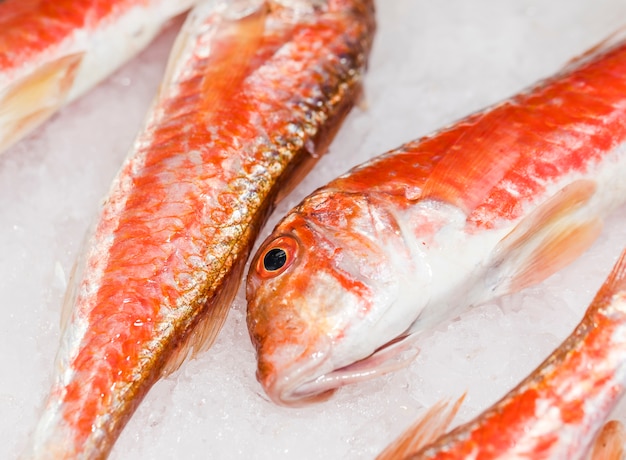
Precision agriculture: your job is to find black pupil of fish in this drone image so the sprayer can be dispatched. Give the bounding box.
[263,248,287,271]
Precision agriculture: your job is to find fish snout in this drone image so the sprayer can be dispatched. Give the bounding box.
[254,334,336,407]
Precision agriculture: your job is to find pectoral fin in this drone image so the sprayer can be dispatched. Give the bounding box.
[0,53,83,152]
[590,420,626,460]
[487,179,602,296]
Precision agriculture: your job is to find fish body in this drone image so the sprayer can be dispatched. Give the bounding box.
[246,34,626,406]
[0,0,197,154]
[379,248,626,460]
[29,0,375,458]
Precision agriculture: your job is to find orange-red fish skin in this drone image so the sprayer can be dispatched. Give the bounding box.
[0,1,92,66]
[0,0,148,73]
[330,40,626,228]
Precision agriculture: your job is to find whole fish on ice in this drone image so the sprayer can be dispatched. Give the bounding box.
[246,32,626,406]
[29,0,375,458]
[377,248,626,460]
[0,0,198,154]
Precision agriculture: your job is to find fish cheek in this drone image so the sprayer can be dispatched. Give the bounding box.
[246,267,307,351]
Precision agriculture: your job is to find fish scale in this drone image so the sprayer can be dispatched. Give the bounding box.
[29,0,375,458]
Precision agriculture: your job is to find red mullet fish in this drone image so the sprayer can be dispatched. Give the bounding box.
[246,32,626,406]
[28,0,375,458]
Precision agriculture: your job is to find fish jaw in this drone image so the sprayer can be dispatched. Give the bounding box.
[254,331,421,407]
[247,193,432,406]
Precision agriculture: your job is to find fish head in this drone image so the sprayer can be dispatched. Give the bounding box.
[246,192,431,406]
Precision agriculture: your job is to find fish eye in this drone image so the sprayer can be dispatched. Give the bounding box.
[256,236,298,278]
[264,248,287,271]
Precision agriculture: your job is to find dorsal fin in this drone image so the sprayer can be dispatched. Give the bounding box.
[487,179,602,296]
[376,396,465,460]
[0,52,83,152]
[562,26,626,73]
[593,249,626,306]
[60,259,79,333]
[60,222,95,334]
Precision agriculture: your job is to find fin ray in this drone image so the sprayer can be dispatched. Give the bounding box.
[509,218,603,292]
[589,420,626,460]
[160,252,248,377]
[376,396,465,460]
[0,53,83,151]
[488,179,601,295]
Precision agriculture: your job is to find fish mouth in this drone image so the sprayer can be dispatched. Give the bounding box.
[261,334,420,407]
[258,337,335,407]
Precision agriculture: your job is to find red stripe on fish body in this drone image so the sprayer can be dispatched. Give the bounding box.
[0,0,121,71]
